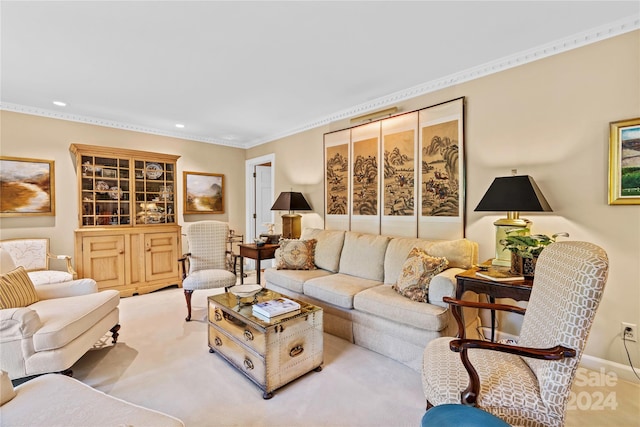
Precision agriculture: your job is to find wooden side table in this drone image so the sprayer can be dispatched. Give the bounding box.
[455,267,533,341]
[239,243,279,285]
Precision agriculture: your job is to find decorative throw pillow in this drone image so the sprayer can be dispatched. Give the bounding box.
[0,266,39,309]
[276,239,317,270]
[392,248,449,303]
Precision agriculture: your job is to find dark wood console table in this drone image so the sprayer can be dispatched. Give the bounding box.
[238,243,279,285]
[455,266,533,341]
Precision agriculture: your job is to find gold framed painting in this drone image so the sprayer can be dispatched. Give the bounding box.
[0,156,55,216]
[183,171,224,214]
[609,117,640,205]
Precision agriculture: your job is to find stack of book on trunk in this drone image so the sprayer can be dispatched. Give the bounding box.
[252,297,301,320]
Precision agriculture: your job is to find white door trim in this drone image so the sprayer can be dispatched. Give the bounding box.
[245,153,276,244]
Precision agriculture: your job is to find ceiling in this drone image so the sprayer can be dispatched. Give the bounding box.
[1,1,638,149]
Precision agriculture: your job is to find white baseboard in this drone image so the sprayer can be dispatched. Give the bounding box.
[580,354,640,385]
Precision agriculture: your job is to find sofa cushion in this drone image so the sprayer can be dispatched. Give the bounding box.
[304,273,383,309]
[275,239,317,270]
[425,239,478,269]
[392,248,449,303]
[28,270,73,287]
[339,232,390,281]
[354,285,449,331]
[30,290,120,352]
[264,268,334,294]
[0,266,39,309]
[384,237,477,284]
[300,229,345,272]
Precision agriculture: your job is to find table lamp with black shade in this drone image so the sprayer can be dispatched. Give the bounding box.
[270,191,312,239]
[475,175,552,266]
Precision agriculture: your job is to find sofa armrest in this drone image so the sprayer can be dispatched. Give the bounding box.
[428,267,463,308]
[0,307,42,340]
[35,278,97,300]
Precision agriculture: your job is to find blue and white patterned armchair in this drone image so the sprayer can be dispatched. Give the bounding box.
[422,241,609,427]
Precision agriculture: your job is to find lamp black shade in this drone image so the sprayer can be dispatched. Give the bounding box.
[474,175,552,212]
[270,192,312,212]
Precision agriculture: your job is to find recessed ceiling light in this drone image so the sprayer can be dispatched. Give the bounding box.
[175,123,185,128]
[53,101,67,107]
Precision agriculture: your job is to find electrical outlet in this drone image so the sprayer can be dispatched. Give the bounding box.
[622,322,637,342]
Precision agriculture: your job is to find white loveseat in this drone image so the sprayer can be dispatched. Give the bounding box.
[265,228,479,371]
[0,274,120,380]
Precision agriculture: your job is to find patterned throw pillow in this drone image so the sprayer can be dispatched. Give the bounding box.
[392,248,449,303]
[0,266,39,309]
[276,239,317,270]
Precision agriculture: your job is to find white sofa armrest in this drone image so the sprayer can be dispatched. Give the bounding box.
[0,307,42,340]
[428,267,463,308]
[35,279,97,300]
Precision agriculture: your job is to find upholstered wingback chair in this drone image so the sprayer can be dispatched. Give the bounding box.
[1,238,76,285]
[422,241,609,427]
[179,221,237,321]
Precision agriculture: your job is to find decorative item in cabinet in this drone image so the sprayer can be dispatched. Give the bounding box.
[70,144,179,228]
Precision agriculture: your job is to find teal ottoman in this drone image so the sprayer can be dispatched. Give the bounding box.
[421,404,511,426]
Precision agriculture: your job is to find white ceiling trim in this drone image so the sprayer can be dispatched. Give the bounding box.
[244,14,640,148]
[0,102,244,148]
[2,14,638,150]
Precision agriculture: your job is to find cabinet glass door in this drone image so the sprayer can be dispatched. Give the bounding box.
[80,155,130,226]
[134,160,176,225]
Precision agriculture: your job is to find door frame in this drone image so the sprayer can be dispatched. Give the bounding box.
[245,153,276,244]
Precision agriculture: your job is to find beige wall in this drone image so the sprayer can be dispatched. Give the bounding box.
[0,113,247,256]
[247,31,640,369]
[1,30,638,371]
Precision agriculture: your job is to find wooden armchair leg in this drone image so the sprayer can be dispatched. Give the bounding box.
[110,324,121,344]
[184,289,194,321]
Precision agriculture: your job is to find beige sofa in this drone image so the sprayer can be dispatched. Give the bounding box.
[265,228,479,371]
[0,370,184,426]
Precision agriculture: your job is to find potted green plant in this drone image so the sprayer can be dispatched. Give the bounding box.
[500,229,569,278]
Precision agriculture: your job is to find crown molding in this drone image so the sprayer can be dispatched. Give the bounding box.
[0,102,245,149]
[2,15,638,150]
[244,14,640,148]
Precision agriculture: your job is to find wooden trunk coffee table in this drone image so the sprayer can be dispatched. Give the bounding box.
[207,289,323,399]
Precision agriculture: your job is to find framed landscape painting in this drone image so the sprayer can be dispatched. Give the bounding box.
[0,156,55,216]
[609,117,640,205]
[183,171,224,214]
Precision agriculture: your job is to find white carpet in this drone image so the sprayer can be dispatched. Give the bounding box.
[70,283,426,427]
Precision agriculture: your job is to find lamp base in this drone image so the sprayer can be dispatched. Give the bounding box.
[281,214,302,239]
[492,218,531,267]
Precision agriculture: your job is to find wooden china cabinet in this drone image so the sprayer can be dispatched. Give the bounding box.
[70,144,182,296]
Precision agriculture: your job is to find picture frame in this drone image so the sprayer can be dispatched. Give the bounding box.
[183,171,224,214]
[609,117,640,205]
[0,156,55,216]
[101,168,117,179]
